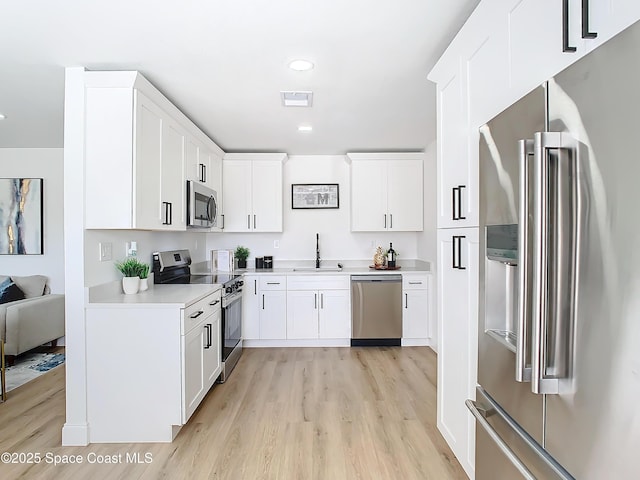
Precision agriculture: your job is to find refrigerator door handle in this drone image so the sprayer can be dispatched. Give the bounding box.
[532,131,577,395]
[470,388,577,480]
[466,399,537,480]
[516,139,534,382]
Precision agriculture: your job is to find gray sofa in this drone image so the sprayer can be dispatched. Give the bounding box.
[0,275,65,365]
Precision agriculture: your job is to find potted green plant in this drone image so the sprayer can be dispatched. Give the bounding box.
[234,246,250,269]
[137,262,150,292]
[115,257,143,294]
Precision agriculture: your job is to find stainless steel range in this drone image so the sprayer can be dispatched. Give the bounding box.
[152,249,243,382]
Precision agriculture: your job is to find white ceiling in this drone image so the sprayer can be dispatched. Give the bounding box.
[0,0,479,155]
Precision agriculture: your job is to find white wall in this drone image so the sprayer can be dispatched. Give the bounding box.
[417,141,437,264]
[207,155,422,265]
[84,230,209,287]
[0,148,65,293]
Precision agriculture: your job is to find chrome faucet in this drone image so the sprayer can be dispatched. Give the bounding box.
[316,233,321,268]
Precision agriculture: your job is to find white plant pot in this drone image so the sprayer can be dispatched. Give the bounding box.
[122,276,140,295]
[139,278,149,292]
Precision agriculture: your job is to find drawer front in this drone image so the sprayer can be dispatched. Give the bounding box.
[259,276,287,290]
[287,275,349,291]
[183,288,222,334]
[402,273,429,290]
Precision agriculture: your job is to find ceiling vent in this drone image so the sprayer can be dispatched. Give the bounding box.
[280,91,313,107]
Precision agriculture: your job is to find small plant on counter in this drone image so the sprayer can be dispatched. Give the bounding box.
[234,246,250,269]
[137,262,150,279]
[115,257,144,277]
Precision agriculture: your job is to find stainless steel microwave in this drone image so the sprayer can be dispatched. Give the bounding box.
[186,181,218,228]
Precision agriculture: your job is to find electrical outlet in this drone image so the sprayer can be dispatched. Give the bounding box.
[274,240,280,249]
[126,241,138,257]
[99,242,112,262]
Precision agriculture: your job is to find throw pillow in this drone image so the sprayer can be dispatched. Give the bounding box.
[10,275,47,298]
[0,278,26,304]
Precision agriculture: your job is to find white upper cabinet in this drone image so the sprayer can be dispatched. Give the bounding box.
[348,152,424,232]
[435,73,478,229]
[581,0,640,51]
[84,71,221,231]
[222,153,286,232]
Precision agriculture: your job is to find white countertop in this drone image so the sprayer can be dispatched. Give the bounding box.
[191,259,431,276]
[87,283,221,308]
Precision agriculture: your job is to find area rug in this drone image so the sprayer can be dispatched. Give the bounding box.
[4,352,65,392]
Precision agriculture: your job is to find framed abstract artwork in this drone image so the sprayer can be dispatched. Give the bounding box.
[0,178,44,255]
[291,184,339,209]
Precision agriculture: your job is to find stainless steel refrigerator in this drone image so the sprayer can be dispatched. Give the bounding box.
[470,18,640,480]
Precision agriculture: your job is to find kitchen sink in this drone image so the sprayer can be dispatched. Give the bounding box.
[292,266,343,272]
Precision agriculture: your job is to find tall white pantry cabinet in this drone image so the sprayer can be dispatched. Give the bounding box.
[430,1,640,478]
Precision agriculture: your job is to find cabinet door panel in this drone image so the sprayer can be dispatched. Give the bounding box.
[437,74,467,228]
[135,94,163,230]
[437,228,479,475]
[286,290,318,339]
[243,275,260,340]
[204,313,221,388]
[161,119,186,230]
[351,160,387,231]
[387,160,423,231]
[183,324,205,422]
[509,0,578,98]
[403,290,429,339]
[260,290,287,339]
[222,161,252,232]
[319,290,351,339]
[252,161,283,232]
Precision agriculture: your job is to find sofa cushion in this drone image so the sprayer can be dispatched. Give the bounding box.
[0,278,26,304]
[10,275,47,299]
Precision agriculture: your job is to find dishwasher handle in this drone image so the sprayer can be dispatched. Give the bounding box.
[351,275,402,283]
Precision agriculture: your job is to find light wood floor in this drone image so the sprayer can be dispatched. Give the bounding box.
[0,347,466,479]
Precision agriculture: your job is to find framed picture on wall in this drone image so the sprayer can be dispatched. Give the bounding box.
[292,184,339,209]
[0,178,44,255]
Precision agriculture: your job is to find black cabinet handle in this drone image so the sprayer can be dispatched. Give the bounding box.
[220,214,225,229]
[452,235,467,270]
[162,201,172,225]
[204,324,211,349]
[190,310,204,319]
[405,293,408,309]
[384,214,387,229]
[452,187,457,220]
[262,294,265,309]
[254,279,257,295]
[582,0,597,39]
[209,299,220,306]
[390,214,393,229]
[452,185,466,220]
[563,0,577,52]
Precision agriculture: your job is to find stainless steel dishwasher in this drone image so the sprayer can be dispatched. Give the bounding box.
[351,274,402,346]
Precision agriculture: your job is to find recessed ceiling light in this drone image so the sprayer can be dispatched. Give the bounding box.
[298,125,313,132]
[289,59,314,71]
[0,114,6,120]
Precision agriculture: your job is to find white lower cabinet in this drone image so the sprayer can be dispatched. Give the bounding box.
[183,300,221,422]
[286,275,350,340]
[258,276,287,340]
[242,275,260,340]
[437,227,479,478]
[86,288,221,443]
[401,273,430,343]
[286,287,351,340]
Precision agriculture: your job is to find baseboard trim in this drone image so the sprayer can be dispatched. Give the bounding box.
[62,423,89,446]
